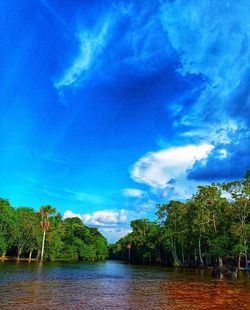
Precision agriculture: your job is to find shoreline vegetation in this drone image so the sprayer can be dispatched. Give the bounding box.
[109,171,250,279]
[0,171,249,280]
[0,201,109,263]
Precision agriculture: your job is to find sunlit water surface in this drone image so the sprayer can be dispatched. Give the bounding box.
[0,260,249,309]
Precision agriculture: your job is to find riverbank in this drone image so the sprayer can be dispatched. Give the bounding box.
[0,256,38,262]
[1,256,249,268]
[0,256,100,263]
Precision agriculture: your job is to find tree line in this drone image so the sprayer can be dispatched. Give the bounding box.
[110,172,250,270]
[0,201,108,261]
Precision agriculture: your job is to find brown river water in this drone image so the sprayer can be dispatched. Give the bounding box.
[0,260,249,309]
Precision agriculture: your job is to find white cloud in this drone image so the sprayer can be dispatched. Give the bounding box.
[130,144,214,200]
[82,209,127,227]
[99,227,132,243]
[131,144,213,189]
[63,209,131,242]
[122,188,145,198]
[63,209,127,227]
[63,210,82,220]
[218,149,228,159]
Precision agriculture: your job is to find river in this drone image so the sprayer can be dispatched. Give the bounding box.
[0,260,249,309]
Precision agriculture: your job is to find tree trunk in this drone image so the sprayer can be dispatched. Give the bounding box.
[198,234,204,267]
[36,250,41,261]
[181,243,185,265]
[218,257,223,267]
[194,248,197,266]
[172,238,182,266]
[207,255,211,266]
[17,247,22,261]
[187,253,190,265]
[41,229,46,262]
[1,252,6,260]
[212,214,217,233]
[156,248,161,263]
[28,250,33,262]
[218,257,224,278]
[172,250,182,266]
[244,238,248,269]
[238,254,241,269]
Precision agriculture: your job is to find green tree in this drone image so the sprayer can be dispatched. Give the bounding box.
[0,230,6,258]
[26,215,42,261]
[61,217,108,261]
[156,201,186,266]
[189,185,228,267]
[45,214,63,261]
[130,219,151,263]
[15,207,38,260]
[111,170,250,272]
[222,171,250,268]
[0,198,16,258]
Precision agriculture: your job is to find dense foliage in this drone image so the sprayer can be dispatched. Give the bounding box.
[0,201,108,261]
[110,172,250,268]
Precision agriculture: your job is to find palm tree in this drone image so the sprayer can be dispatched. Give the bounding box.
[38,205,56,262]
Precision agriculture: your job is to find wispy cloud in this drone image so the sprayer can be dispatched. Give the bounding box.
[54,19,111,90]
[36,152,70,165]
[61,188,103,204]
[161,0,250,97]
[53,1,175,94]
[122,188,146,198]
[40,0,67,27]
[160,0,250,135]
[27,180,104,205]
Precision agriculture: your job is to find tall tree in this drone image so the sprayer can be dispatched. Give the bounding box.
[44,213,63,261]
[0,198,17,258]
[15,207,38,260]
[156,201,186,266]
[38,205,56,262]
[190,185,227,267]
[222,171,250,268]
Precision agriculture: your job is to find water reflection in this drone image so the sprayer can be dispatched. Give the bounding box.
[0,261,249,309]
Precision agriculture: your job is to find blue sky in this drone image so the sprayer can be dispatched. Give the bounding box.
[0,0,249,242]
